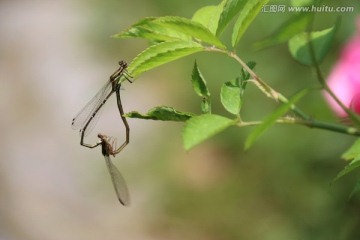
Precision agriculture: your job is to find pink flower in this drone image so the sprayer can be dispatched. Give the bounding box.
[325,17,360,116]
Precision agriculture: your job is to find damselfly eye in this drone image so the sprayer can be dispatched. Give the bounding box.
[118,60,127,68]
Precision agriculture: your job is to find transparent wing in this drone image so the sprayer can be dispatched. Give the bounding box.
[71,81,113,135]
[104,155,130,206]
[80,103,105,137]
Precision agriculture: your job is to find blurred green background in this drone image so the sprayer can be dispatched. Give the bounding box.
[1,0,360,239]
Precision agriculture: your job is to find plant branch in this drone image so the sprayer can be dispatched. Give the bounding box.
[238,117,360,137]
[206,46,360,137]
[206,47,311,120]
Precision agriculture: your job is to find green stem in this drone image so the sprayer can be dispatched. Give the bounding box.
[300,119,360,136]
[207,47,279,98]
[277,93,310,120]
[238,118,360,137]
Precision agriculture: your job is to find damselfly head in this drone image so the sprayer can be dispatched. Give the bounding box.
[118,60,128,68]
[98,133,106,140]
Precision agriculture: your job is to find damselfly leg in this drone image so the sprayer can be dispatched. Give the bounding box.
[112,84,130,154]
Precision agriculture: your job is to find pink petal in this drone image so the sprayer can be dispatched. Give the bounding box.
[325,17,360,116]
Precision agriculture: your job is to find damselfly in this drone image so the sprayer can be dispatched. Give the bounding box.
[98,133,130,206]
[71,60,132,152]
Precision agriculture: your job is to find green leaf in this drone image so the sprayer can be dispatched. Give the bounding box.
[113,15,228,48]
[245,89,308,150]
[192,0,227,35]
[191,61,210,98]
[232,0,270,47]
[192,61,211,114]
[125,106,194,122]
[183,114,235,150]
[342,139,360,161]
[288,19,339,65]
[239,61,256,96]
[217,0,247,36]
[219,62,255,115]
[112,17,190,42]
[332,157,360,183]
[128,41,204,78]
[113,17,156,39]
[254,13,313,50]
[153,16,226,49]
[221,81,241,115]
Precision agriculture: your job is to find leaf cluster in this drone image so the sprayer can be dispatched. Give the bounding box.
[114,0,268,78]
[112,0,360,194]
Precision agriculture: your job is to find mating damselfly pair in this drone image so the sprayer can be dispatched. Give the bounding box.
[72,60,132,206]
